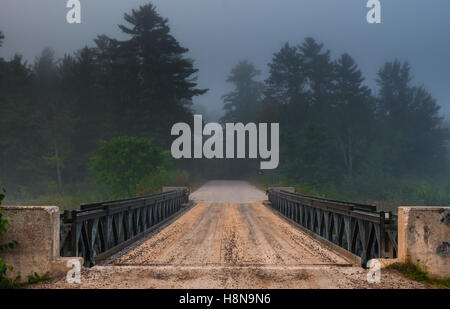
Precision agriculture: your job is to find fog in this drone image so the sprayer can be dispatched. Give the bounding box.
[0,0,449,121]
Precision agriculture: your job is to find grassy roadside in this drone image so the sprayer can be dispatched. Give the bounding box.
[3,175,206,212]
[385,260,450,289]
[250,179,396,211]
[248,178,450,213]
[3,189,107,211]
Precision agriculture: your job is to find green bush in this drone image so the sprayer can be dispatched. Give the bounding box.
[136,168,190,196]
[90,136,170,198]
[0,187,19,288]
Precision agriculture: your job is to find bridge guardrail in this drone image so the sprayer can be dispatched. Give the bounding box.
[60,188,189,266]
[267,189,398,266]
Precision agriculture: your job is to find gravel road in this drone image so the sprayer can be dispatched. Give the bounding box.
[33,180,430,289]
[189,180,267,203]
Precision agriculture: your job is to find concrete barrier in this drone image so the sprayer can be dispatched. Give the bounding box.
[397,206,449,278]
[0,206,83,282]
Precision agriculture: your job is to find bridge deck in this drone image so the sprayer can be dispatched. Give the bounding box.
[113,202,350,266]
[32,181,428,288]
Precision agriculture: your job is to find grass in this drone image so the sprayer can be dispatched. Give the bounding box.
[26,272,51,285]
[386,260,450,289]
[4,190,107,211]
[3,171,200,211]
[1,271,51,289]
[250,174,450,213]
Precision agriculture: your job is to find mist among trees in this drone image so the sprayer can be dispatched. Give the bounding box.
[0,4,449,208]
[221,40,450,204]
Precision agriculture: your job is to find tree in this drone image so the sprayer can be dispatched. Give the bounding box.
[376,61,449,176]
[221,60,263,123]
[33,48,76,192]
[376,61,412,123]
[265,42,305,107]
[0,31,4,47]
[402,86,449,175]
[298,37,335,117]
[262,38,338,184]
[0,54,40,190]
[90,136,170,197]
[58,47,106,183]
[118,4,207,100]
[333,53,374,186]
[97,4,207,142]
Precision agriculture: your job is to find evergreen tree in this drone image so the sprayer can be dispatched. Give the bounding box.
[0,55,38,191]
[33,48,76,191]
[265,43,305,107]
[221,60,263,123]
[333,53,374,186]
[59,47,105,183]
[298,37,335,118]
[376,60,449,176]
[99,4,207,143]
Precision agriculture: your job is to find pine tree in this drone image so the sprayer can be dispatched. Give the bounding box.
[265,42,305,106]
[99,4,207,142]
[33,48,76,191]
[0,54,39,189]
[376,60,449,176]
[298,37,335,116]
[221,60,263,123]
[333,53,374,186]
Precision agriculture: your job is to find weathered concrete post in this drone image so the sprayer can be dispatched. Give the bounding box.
[0,206,83,283]
[397,206,449,278]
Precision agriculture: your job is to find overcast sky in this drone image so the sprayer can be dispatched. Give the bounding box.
[1,0,449,122]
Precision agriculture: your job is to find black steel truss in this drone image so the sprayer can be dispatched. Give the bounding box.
[60,189,189,266]
[267,189,397,266]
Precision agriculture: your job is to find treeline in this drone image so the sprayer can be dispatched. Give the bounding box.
[0,4,206,196]
[1,3,449,203]
[221,39,450,200]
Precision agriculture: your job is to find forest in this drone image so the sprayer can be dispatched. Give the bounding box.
[0,4,449,210]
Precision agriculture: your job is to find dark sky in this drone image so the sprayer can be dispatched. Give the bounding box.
[1,0,449,122]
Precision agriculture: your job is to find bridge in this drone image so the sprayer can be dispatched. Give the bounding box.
[1,180,448,288]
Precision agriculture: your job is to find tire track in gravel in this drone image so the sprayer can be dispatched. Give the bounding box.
[239,203,312,264]
[117,201,350,267]
[251,203,348,264]
[115,202,215,265]
[168,202,222,264]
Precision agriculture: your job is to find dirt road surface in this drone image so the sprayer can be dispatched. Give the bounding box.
[34,180,430,289]
[189,180,266,203]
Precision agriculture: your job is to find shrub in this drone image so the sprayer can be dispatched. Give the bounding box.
[136,168,190,196]
[90,136,170,198]
[0,187,19,288]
